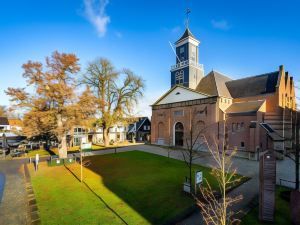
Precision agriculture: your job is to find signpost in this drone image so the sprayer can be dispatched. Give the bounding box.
[80,142,92,182]
[35,154,39,171]
[195,171,203,194]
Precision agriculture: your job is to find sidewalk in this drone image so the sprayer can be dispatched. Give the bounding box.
[0,159,27,225]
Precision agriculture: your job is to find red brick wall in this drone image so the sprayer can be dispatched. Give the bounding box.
[151,103,219,147]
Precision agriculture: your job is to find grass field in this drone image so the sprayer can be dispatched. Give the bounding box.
[241,186,291,225]
[49,142,141,155]
[30,150,247,225]
[26,149,52,157]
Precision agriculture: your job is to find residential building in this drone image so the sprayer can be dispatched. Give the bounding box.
[127,117,151,142]
[69,124,127,146]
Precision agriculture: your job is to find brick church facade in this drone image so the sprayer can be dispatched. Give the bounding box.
[151,27,296,159]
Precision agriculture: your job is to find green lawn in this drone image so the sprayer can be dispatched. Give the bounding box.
[30,150,247,225]
[30,162,124,225]
[27,149,52,157]
[241,186,291,225]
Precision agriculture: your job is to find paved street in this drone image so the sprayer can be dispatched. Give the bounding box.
[0,159,27,225]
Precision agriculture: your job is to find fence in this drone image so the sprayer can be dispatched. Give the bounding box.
[279,178,300,189]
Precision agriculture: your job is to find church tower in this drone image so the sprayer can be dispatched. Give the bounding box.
[170,28,204,89]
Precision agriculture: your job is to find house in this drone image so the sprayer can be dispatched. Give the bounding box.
[151,26,295,159]
[127,117,151,142]
[0,117,10,131]
[69,124,127,146]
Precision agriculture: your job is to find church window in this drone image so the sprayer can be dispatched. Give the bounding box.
[232,123,235,131]
[180,47,185,61]
[241,122,244,129]
[174,110,184,116]
[175,71,184,84]
[237,123,240,130]
[241,142,245,147]
[191,46,196,62]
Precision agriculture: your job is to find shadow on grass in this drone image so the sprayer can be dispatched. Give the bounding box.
[66,151,249,225]
[82,151,207,224]
[63,165,128,225]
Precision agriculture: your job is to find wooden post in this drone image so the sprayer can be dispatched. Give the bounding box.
[80,148,83,183]
[259,150,276,222]
[296,113,299,190]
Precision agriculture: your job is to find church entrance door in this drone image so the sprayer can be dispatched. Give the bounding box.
[175,122,184,146]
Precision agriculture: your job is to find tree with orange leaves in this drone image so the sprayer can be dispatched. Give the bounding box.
[6,51,96,158]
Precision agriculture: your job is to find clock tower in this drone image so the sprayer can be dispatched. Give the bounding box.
[170,28,204,89]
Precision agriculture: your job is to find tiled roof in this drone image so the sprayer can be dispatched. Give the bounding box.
[196,70,232,98]
[225,100,265,115]
[225,71,279,98]
[128,117,149,133]
[176,28,195,43]
[0,117,9,125]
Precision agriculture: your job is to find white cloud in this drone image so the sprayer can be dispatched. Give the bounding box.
[84,0,110,37]
[211,19,231,31]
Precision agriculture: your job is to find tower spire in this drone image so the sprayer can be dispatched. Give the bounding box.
[185,8,191,28]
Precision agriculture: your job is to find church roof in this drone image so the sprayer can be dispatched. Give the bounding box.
[225,100,265,115]
[196,70,232,98]
[152,85,211,106]
[176,28,196,44]
[225,71,279,98]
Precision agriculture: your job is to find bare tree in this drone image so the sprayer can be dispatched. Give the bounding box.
[82,58,145,146]
[0,106,7,117]
[196,117,243,225]
[181,108,210,192]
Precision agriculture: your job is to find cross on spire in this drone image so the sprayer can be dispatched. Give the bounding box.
[185,8,191,28]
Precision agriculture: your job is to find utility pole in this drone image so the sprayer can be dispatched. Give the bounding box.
[296,112,299,190]
[80,147,83,183]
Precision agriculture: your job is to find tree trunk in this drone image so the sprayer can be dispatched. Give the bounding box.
[58,135,67,158]
[103,127,109,147]
[57,113,67,158]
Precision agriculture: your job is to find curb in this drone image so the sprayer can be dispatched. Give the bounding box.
[23,163,41,225]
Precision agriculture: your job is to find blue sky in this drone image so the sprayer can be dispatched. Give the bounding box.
[1,0,300,116]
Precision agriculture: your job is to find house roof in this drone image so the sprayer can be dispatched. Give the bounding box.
[128,117,149,133]
[176,28,196,44]
[196,70,232,98]
[0,117,9,125]
[225,71,279,98]
[225,100,265,115]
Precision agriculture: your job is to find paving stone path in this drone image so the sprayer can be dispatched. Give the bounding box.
[0,159,28,225]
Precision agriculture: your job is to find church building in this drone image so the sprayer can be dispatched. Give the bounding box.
[151,27,296,159]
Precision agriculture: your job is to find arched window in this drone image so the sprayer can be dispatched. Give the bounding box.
[174,122,184,146]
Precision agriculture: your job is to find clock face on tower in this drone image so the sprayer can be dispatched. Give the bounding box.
[175,70,184,84]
